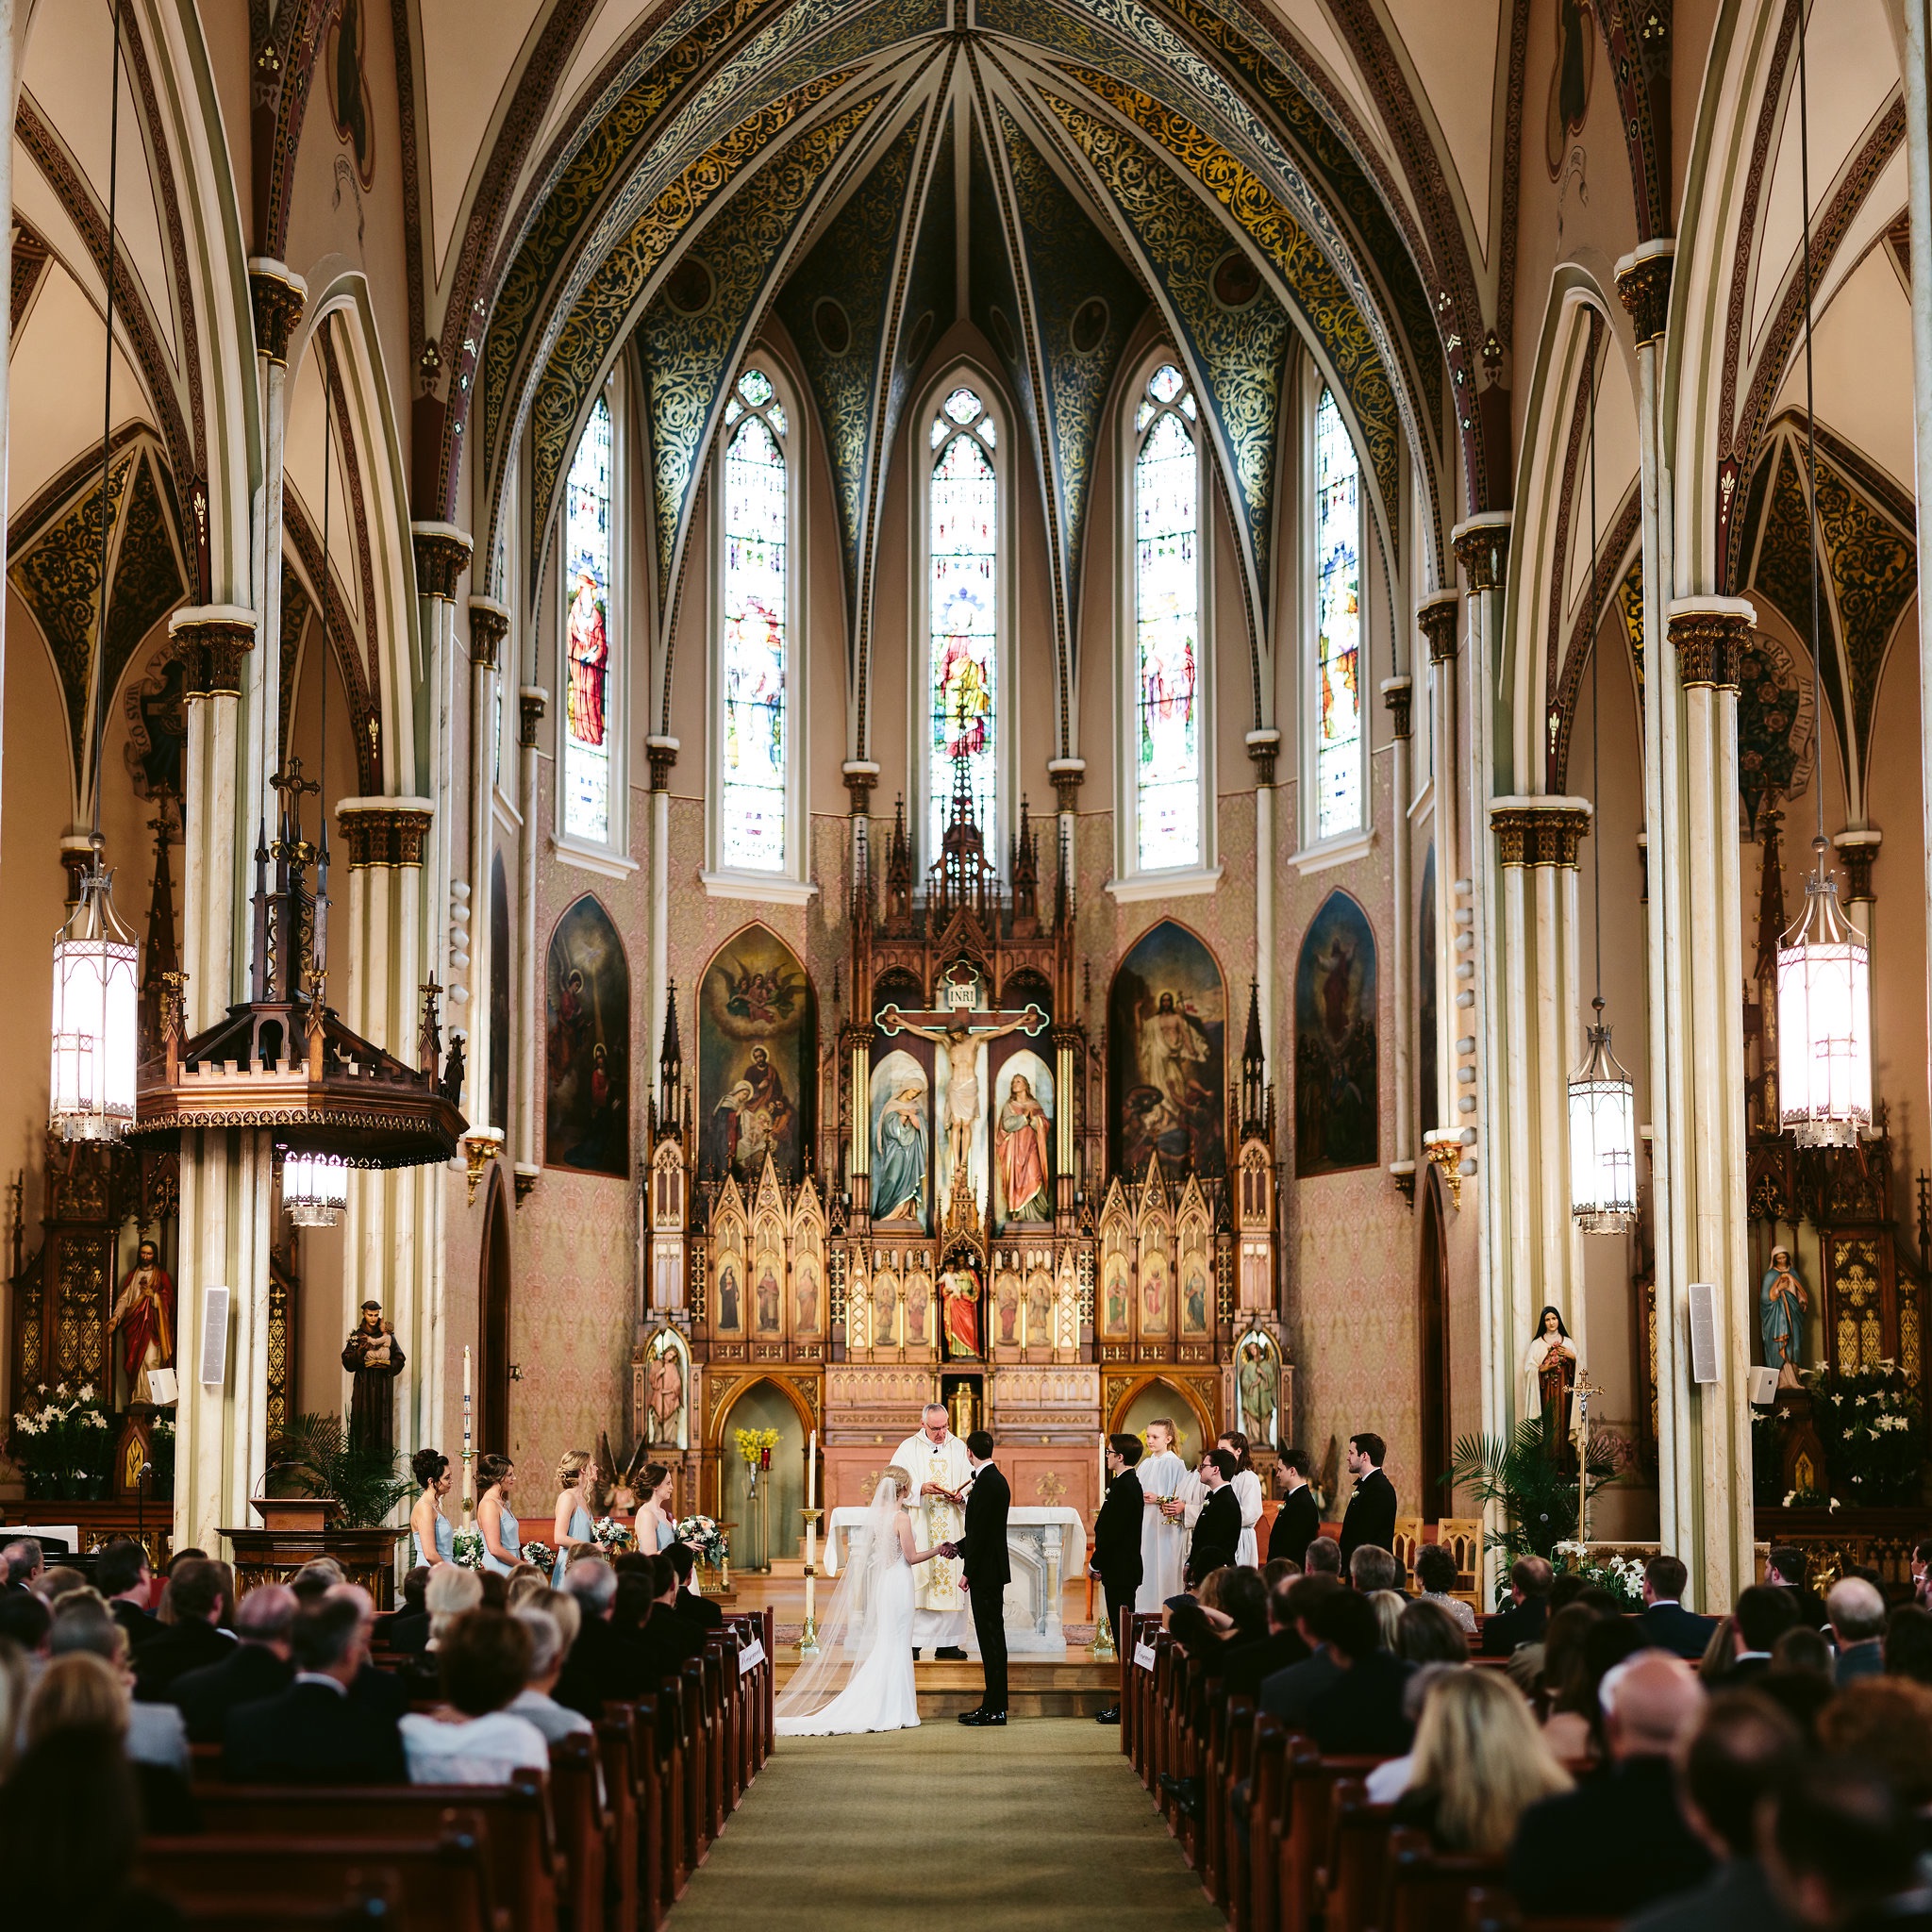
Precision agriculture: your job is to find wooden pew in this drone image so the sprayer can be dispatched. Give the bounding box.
[1382,1829,1505,1932]
[168,1894,399,1931]
[1321,1777,1395,1932]
[1214,1694,1257,1918]
[1275,1746,1385,1932]
[549,1731,608,1932]
[141,1826,502,1932]
[594,1713,644,1932]
[1463,1890,1623,1932]
[1243,1715,1286,1932]
[676,1658,710,1870]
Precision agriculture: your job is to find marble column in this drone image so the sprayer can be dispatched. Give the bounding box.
[1417,591,1460,1134]
[842,760,879,907]
[467,596,509,1140]
[1048,758,1084,920]
[1379,686,1413,1181]
[1245,731,1280,1079]
[646,736,679,1073]
[515,687,547,1199]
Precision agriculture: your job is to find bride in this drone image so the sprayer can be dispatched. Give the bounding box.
[774,1465,941,1737]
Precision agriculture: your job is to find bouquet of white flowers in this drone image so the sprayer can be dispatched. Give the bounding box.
[1551,1541,1646,1609]
[8,1381,115,1499]
[591,1515,635,1553]
[451,1527,486,1570]
[675,1514,728,1568]
[520,1539,555,1571]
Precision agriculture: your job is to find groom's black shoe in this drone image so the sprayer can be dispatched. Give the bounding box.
[959,1708,1007,1726]
[935,1645,968,1660]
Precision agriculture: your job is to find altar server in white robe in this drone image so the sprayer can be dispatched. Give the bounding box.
[891,1404,974,1655]
[1134,1418,1189,1610]
[1176,1431,1265,1569]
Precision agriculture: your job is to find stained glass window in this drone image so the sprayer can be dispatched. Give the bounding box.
[1314,387,1362,840]
[720,367,789,873]
[562,395,614,843]
[1133,363,1202,871]
[928,383,998,861]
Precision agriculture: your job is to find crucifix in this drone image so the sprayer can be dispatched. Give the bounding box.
[876,977,1047,1172]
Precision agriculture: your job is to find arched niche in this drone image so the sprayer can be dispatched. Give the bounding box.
[696,922,814,1185]
[711,1374,814,1569]
[1108,1374,1217,1463]
[1108,920,1227,1181]
[544,893,630,1176]
[1293,890,1379,1176]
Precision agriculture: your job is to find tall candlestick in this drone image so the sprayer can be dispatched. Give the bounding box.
[463,1344,471,1400]
[808,1429,817,1511]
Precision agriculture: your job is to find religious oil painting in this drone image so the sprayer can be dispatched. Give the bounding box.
[1179,1252,1211,1337]
[869,1049,931,1230]
[990,1046,1053,1229]
[544,894,629,1176]
[1101,1251,1131,1340]
[1108,921,1226,1181]
[1294,891,1379,1176]
[700,924,812,1185]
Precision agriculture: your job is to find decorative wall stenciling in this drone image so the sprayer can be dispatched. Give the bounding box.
[544,894,631,1176]
[698,924,813,1185]
[1108,921,1227,1182]
[1293,890,1378,1177]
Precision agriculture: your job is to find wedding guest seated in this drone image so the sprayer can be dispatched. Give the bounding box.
[1396,1596,1468,1667]
[168,1583,297,1743]
[507,1567,548,1611]
[1638,1555,1718,1659]
[397,1564,485,1699]
[224,1598,406,1785]
[1536,1603,1607,1766]
[507,1607,592,1743]
[1305,1588,1414,1756]
[326,1582,409,1723]
[385,1566,433,1655]
[1508,1652,1710,1917]
[289,1557,346,1607]
[1349,1545,1400,1595]
[1389,1668,1571,1856]
[133,1557,235,1701]
[1710,1584,1797,1686]
[0,1635,25,1774]
[35,1566,90,1608]
[1261,1557,1299,1591]
[2,1538,43,1591]
[1827,1576,1889,1686]
[1169,1569,1267,1683]
[399,1610,549,1784]
[1482,1557,1553,1657]
[1765,1544,1828,1631]
[555,1558,651,1716]
[1884,1605,1932,1687]
[637,1556,708,1687]
[0,1585,52,1660]
[1304,1537,1342,1578]
[1764,1757,1932,1929]
[1817,1678,1932,1812]
[50,1598,190,1778]
[25,1650,196,1832]
[479,1573,512,1611]
[1219,1569,1313,1703]
[1625,1690,1803,1932]
[96,1540,159,1656]
[1366,1589,1406,1652]
[1412,1542,1476,1635]
[1257,1573,1344,1723]
[664,1542,724,1629]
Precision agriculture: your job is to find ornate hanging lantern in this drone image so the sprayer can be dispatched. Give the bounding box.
[50,840,140,1141]
[1776,842,1871,1147]
[281,1151,350,1227]
[1568,999,1637,1234]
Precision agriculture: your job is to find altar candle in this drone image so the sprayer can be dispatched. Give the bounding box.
[808,1430,817,1511]
[463,1345,471,1401]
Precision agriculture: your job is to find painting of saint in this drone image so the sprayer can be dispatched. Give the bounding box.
[905,1273,932,1347]
[1102,1255,1130,1338]
[754,1260,782,1333]
[868,1050,930,1227]
[995,1274,1021,1346]
[991,1049,1053,1227]
[872,1271,900,1348]
[1024,1269,1051,1347]
[715,1259,743,1334]
[1294,891,1379,1175]
[1109,923,1226,1180]
[699,925,813,1184]
[567,569,608,750]
[795,1258,821,1336]
[545,896,629,1175]
[941,1262,983,1359]
[1141,1252,1171,1335]
[1181,1261,1209,1337]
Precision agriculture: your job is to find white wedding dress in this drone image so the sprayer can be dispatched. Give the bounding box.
[774,1474,920,1737]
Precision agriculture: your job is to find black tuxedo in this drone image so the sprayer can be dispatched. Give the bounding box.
[224,1678,406,1785]
[638,1604,708,1689]
[384,1608,432,1655]
[1637,1600,1718,1661]
[111,1598,160,1654]
[555,1611,654,1717]
[674,1590,725,1632]
[1267,1487,1322,1568]
[1338,1467,1397,1572]
[1508,1757,1712,1916]
[169,1642,294,1744]
[958,1460,1011,1714]
[1091,1469,1143,1648]
[1188,1486,1242,1586]
[133,1616,236,1702]
[1481,1594,1550,1657]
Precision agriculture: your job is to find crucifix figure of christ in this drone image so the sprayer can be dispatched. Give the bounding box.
[875,997,1048,1173]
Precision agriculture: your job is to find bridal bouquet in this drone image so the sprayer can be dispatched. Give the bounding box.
[676,1514,728,1568]
[520,1539,555,1570]
[591,1515,635,1553]
[450,1527,485,1570]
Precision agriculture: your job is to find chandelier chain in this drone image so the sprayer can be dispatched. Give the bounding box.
[88,0,125,846]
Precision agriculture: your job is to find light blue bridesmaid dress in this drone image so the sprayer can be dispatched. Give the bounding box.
[553,1500,593,1584]
[414,1511,454,1568]
[483,1497,521,1574]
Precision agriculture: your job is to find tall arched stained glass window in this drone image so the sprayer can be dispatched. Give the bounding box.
[719,367,789,873]
[928,382,999,862]
[562,395,614,843]
[1133,363,1202,871]
[1313,386,1362,840]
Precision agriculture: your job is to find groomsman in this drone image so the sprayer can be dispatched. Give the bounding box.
[1268,1446,1323,1567]
[1337,1432,1396,1574]
[1091,1435,1144,1716]
[1186,1451,1242,1588]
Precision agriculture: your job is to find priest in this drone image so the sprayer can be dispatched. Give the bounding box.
[1135,1418,1189,1610]
[891,1402,973,1658]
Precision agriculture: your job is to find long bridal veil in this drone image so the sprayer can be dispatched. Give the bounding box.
[774,1467,907,1722]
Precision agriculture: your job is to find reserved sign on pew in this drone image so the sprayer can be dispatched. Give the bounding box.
[1133,1640,1156,1672]
[740,1637,767,1674]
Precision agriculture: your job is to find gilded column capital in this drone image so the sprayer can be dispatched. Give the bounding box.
[247,258,308,366]
[1417,589,1460,663]
[169,603,258,697]
[1614,239,1676,347]
[336,796,435,868]
[1243,730,1280,787]
[1451,512,1513,594]
[518,686,548,749]
[1046,756,1086,813]
[1379,676,1413,741]
[467,595,509,672]
[410,522,473,602]
[1666,595,1755,691]
[645,735,680,793]
[841,758,880,815]
[1834,826,1881,903]
[1490,794,1593,867]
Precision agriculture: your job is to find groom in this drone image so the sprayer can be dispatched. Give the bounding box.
[942,1430,1010,1727]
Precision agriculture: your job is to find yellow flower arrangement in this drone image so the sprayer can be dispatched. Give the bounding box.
[734,1425,780,1470]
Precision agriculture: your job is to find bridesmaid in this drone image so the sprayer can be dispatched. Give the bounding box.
[409,1449,455,1568]
[635,1462,678,1553]
[551,1448,599,1583]
[475,1453,521,1574]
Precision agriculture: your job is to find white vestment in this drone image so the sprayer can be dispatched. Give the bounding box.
[891,1428,972,1648]
[1135,1449,1189,1610]
[1175,1465,1265,1572]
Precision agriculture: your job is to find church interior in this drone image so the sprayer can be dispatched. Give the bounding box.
[4,0,1932,1924]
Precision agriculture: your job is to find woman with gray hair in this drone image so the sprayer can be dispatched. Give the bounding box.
[507,1607,591,1741]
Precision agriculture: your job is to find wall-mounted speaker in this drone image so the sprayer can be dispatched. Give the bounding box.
[1688,1281,1719,1384]
[199,1285,231,1386]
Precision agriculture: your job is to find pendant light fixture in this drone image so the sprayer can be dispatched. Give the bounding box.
[50,0,138,1143]
[1568,311,1637,1235]
[1777,15,1871,1148]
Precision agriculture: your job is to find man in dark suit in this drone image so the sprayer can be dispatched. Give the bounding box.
[1636,1554,1718,1659]
[1764,1544,1827,1632]
[1257,1574,1345,1725]
[1091,1434,1144,1724]
[1482,1556,1554,1656]
[1336,1433,1396,1574]
[133,1557,236,1700]
[1709,1584,1796,1688]
[638,1555,708,1686]
[170,1584,297,1744]
[555,1557,654,1716]
[1304,1590,1413,1756]
[1827,1575,1888,1686]
[1509,1652,1710,1917]
[1220,1570,1313,1703]
[97,1538,160,1657]
[947,1430,1010,1726]
[1186,1450,1242,1587]
[225,1598,406,1784]
[1266,1447,1322,1568]
[665,1543,725,1630]
[383,1567,432,1655]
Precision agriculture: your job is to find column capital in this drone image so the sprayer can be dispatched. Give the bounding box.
[841,758,880,814]
[1615,239,1676,347]
[467,595,509,671]
[247,258,308,366]
[1046,756,1086,813]
[169,603,258,696]
[1834,826,1881,903]
[1451,512,1513,593]
[646,735,680,792]
[1417,590,1460,663]
[1666,595,1756,690]
[336,796,435,868]
[410,522,473,601]
[1243,730,1280,787]
[1490,794,1592,867]
[519,685,548,749]
[1379,676,1413,741]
